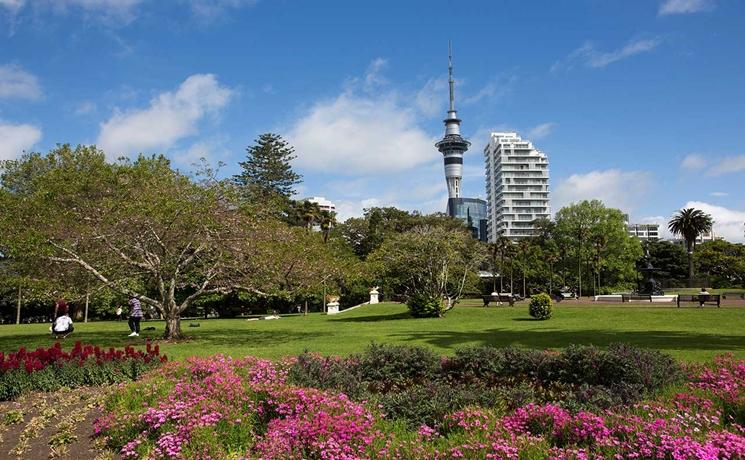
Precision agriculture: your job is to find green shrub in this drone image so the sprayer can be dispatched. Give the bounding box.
[375,382,504,429]
[529,293,553,320]
[406,293,445,318]
[287,352,364,398]
[355,343,440,393]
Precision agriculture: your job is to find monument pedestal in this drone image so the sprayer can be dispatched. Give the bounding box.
[327,301,340,315]
[369,287,379,304]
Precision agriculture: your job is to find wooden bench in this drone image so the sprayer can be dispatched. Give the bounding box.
[482,294,515,307]
[677,294,721,308]
[622,294,653,302]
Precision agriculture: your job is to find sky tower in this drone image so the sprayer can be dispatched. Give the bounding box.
[435,41,470,207]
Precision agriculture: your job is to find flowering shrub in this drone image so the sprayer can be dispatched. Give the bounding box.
[96,351,745,459]
[0,341,166,400]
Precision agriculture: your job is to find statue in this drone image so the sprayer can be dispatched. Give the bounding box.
[637,248,664,296]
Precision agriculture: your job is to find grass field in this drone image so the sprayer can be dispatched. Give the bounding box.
[2,302,745,362]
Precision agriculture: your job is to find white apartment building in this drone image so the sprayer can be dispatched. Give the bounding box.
[627,223,660,241]
[303,196,336,214]
[484,132,550,241]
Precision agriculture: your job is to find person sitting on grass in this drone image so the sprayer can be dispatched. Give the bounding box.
[52,307,74,339]
[698,287,711,307]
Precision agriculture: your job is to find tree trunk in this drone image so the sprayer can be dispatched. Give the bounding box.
[84,290,90,323]
[16,286,22,325]
[577,240,582,299]
[687,245,694,287]
[164,313,183,339]
[522,272,526,297]
[163,296,183,339]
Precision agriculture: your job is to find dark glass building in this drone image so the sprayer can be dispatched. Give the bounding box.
[447,197,488,242]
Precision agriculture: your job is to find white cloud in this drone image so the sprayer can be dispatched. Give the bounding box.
[553,169,653,213]
[462,75,515,105]
[0,121,41,161]
[527,122,556,140]
[553,38,662,72]
[334,198,385,222]
[659,0,714,15]
[0,64,41,100]
[97,73,232,158]
[709,191,728,197]
[0,0,24,12]
[706,155,745,176]
[683,201,745,243]
[286,61,436,175]
[680,153,707,170]
[414,76,447,117]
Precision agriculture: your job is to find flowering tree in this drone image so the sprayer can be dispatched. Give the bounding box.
[0,145,272,339]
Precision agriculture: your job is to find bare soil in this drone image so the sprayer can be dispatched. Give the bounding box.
[0,386,117,460]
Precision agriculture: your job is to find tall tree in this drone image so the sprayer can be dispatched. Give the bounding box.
[695,240,745,288]
[233,133,302,207]
[369,226,485,316]
[668,208,713,286]
[0,145,270,339]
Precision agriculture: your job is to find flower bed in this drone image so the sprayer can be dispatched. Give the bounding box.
[95,347,745,459]
[0,341,166,400]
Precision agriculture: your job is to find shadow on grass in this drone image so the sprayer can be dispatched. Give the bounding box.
[330,311,412,323]
[390,328,745,352]
[0,326,329,354]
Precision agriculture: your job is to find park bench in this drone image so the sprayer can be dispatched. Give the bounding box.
[621,294,653,302]
[722,292,745,300]
[482,294,515,307]
[677,294,721,308]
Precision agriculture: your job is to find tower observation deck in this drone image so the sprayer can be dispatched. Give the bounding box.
[435,42,470,203]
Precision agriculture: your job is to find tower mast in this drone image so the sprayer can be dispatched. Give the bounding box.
[436,41,470,208]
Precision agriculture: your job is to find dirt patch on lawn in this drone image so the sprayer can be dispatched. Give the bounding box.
[0,386,118,459]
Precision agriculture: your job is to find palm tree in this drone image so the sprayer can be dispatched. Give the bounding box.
[319,210,337,243]
[296,200,322,232]
[668,208,713,286]
[493,235,513,293]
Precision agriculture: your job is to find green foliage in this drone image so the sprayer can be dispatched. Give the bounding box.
[286,342,683,427]
[529,293,553,320]
[356,343,441,392]
[369,226,485,314]
[375,382,504,429]
[0,359,161,401]
[233,133,302,202]
[554,200,642,296]
[406,293,444,318]
[695,240,745,288]
[335,207,468,259]
[668,207,714,283]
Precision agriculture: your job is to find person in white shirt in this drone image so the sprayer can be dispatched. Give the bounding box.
[698,287,711,307]
[52,312,74,338]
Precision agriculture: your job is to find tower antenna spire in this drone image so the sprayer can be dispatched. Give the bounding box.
[448,40,455,112]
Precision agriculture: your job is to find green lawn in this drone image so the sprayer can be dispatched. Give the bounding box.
[3,302,745,362]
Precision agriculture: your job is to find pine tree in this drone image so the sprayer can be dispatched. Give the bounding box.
[234,133,302,200]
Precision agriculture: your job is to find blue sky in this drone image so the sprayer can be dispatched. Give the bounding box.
[1,0,744,241]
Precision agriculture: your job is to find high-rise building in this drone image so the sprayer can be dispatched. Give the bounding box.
[627,223,660,241]
[484,132,550,241]
[447,197,488,242]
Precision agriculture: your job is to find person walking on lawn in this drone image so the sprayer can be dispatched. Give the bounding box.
[128,297,143,337]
